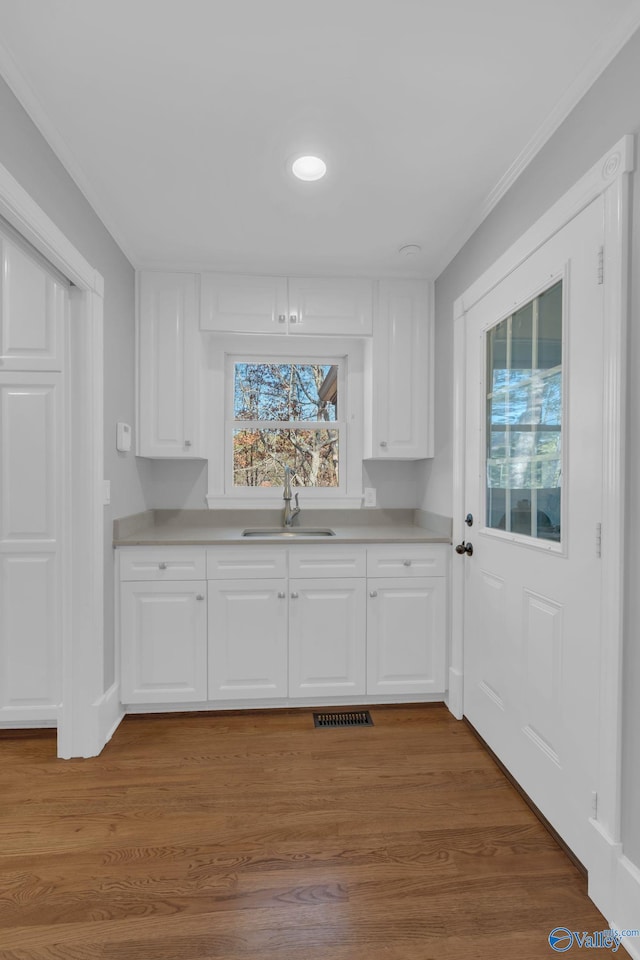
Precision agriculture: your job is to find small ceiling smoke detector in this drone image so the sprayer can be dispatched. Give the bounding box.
[398,243,422,257]
[291,155,327,181]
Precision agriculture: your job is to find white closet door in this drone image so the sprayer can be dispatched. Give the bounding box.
[0,373,64,718]
[0,224,67,723]
[0,236,66,371]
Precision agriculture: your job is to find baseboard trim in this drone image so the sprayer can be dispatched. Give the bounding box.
[590,823,640,959]
[123,693,446,715]
[446,667,463,719]
[92,682,124,755]
[611,855,640,959]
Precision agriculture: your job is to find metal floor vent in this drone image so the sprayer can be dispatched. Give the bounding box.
[313,710,374,728]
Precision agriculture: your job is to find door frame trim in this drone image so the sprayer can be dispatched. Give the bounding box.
[451,135,634,850]
[0,160,107,758]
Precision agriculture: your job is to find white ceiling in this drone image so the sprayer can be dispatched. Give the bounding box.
[1,0,639,279]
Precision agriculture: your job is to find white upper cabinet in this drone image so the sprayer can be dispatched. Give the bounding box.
[365,279,433,459]
[137,271,201,458]
[200,273,373,336]
[287,278,372,336]
[0,237,66,371]
[200,274,288,334]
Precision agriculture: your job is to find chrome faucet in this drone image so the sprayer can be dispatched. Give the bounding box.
[283,466,301,527]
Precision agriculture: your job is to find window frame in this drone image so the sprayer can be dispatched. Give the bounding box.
[481,270,567,554]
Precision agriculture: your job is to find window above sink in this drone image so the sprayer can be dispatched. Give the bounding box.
[232,361,341,491]
[203,333,365,508]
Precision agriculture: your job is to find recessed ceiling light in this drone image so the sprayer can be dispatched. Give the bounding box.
[398,243,422,257]
[291,155,327,181]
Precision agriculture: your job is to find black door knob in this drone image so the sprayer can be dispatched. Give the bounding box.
[455,541,473,556]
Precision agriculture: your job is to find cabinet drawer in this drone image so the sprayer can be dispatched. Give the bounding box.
[206,546,287,579]
[366,545,447,578]
[119,548,206,581]
[288,545,366,578]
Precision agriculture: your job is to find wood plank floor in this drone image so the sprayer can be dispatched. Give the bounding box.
[0,705,626,959]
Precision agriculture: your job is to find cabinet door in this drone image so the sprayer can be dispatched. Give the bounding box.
[288,278,372,336]
[289,578,366,698]
[0,374,63,719]
[137,272,200,457]
[208,579,288,699]
[200,273,288,334]
[120,581,207,703]
[0,236,66,371]
[367,577,446,695]
[369,279,432,459]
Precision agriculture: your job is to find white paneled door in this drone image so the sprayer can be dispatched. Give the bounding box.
[461,197,604,869]
[0,233,68,721]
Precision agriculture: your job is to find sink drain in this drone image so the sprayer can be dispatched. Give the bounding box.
[313,710,373,728]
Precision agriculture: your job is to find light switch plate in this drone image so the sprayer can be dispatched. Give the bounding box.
[116,421,132,452]
[103,480,111,505]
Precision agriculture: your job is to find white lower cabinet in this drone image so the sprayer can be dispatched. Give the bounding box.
[208,579,288,699]
[120,580,208,703]
[119,542,447,707]
[288,578,366,698]
[367,577,446,695]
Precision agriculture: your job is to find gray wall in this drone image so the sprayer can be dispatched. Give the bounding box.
[0,76,151,690]
[420,28,640,868]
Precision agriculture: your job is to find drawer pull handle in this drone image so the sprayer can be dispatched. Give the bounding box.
[196,594,204,601]
[380,440,388,448]
[369,590,378,598]
[403,559,412,567]
[291,591,299,599]
[278,591,286,599]
[158,562,167,570]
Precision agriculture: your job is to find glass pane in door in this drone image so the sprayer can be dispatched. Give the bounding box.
[486,280,562,541]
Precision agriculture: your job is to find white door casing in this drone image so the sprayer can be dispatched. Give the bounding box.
[451,137,632,910]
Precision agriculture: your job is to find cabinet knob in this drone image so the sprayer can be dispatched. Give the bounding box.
[380,441,388,448]
[184,440,192,447]
[290,591,299,599]
[196,594,204,601]
[158,562,167,570]
[403,559,412,567]
[289,314,298,323]
[278,591,286,599]
[278,314,286,323]
[369,590,378,598]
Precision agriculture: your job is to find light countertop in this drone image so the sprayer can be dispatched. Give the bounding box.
[113,508,452,547]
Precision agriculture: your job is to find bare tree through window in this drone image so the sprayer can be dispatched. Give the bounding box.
[232,363,340,487]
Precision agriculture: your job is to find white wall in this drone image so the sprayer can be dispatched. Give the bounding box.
[420,28,640,870]
[0,76,152,689]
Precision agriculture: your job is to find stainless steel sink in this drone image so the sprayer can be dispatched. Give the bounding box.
[241,527,336,538]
